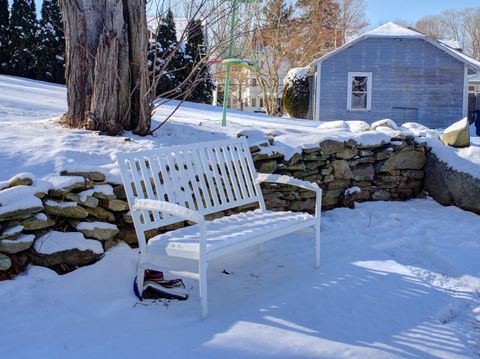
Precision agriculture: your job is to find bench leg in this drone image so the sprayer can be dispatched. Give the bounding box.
[199,258,208,319]
[136,264,145,299]
[314,223,320,268]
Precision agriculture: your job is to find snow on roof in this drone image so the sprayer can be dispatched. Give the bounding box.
[365,22,424,38]
[439,39,462,50]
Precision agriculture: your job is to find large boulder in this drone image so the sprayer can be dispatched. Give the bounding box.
[46,175,89,197]
[351,164,374,181]
[30,231,103,269]
[0,186,44,221]
[99,199,129,212]
[320,140,345,156]
[371,119,399,131]
[91,184,116,199]
[44,200,89,219]
[87,206,115,222]
[442,117,470,148]
[76,221,119,241]
[379,147,426,172]
[332,160,352,180]
[424,152,480,215]
[19,213,55,231]
[7,173,34,188]
[0,234,35,254]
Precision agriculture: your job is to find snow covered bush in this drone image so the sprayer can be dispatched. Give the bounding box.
[282,67,310,119]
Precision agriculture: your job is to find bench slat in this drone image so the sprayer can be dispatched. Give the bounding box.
[212,145,236,204]
[234,143,255,198]
[196,147,220,207]
[118,138,263,230]
[190,149,213,209]
[138,157,162,223]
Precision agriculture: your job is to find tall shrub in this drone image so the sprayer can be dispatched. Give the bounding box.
[282,68,309,119]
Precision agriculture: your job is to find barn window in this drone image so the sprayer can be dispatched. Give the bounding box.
[347,72,372,111]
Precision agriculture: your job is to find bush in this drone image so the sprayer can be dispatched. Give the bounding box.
[282,68,310,119]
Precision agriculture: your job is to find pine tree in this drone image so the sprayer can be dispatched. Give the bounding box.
[0,0,9,74]
[36,0,65,83]
[185,19,215,104]
[149,9,189,98]
[8,0,38,78]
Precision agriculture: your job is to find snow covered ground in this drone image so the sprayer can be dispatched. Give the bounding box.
[0,74,393,182]
[1,75,480,358]
[1,199,480,358]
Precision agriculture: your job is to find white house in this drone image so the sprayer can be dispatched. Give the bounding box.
[213,53,291,113]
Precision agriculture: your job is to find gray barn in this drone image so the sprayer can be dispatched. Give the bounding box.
[307,22,480,128]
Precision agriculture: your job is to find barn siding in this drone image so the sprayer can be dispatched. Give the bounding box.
[319,37,465,128]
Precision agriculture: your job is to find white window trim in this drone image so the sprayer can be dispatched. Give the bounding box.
[347,72,372,111]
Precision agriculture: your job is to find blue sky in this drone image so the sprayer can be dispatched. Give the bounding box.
[366,0,480,26]
[12,0,480,25]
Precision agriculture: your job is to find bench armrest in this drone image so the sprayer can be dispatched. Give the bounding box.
[133,199,204,224]
[256,173,322,194]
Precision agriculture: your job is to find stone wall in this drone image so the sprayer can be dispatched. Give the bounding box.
[0,172,135,277]
[253,135,428,211]
[425,152,480,215]
[0,136,428,278]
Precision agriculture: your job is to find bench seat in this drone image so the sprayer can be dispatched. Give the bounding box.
[148,209,315,260]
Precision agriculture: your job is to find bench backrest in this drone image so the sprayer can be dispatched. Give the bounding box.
[117,138,265,231]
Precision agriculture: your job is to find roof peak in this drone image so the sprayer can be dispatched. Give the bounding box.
[365,22,424,38]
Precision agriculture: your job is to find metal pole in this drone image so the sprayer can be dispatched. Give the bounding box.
[221,0,238,127]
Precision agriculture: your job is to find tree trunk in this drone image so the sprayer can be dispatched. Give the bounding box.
[59,0,151,135]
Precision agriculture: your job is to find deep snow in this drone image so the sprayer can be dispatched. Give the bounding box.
[1,199,480,358]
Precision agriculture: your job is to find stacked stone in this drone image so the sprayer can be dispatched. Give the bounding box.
[0,171,139,276]
[253,135,428,211]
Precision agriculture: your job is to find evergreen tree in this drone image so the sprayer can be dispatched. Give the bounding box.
[148,9,189,98]
[185,19,215,104]
[8,0,38,78]
[36,0,65,83]
[148,10,192,99]
[0,0,9,74]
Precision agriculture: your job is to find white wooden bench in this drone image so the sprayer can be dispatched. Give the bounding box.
[117,138,322,318]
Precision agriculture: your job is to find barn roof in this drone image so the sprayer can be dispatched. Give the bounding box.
[308,22,480,71]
